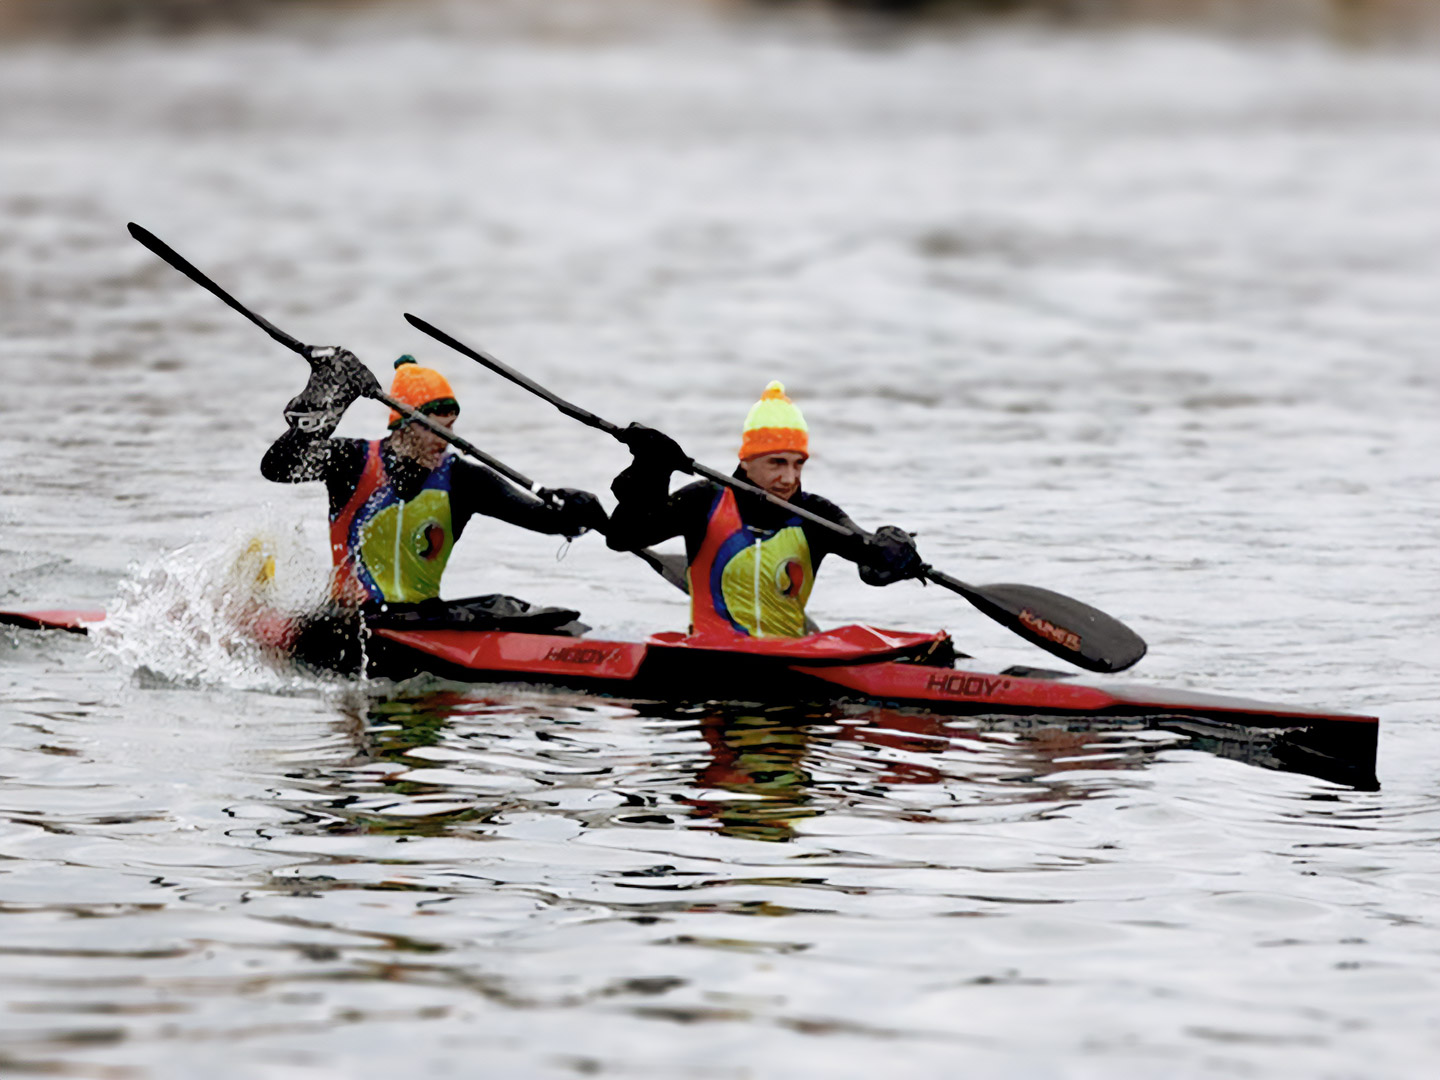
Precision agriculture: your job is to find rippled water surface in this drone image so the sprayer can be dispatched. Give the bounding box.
[2,5,1439,1077]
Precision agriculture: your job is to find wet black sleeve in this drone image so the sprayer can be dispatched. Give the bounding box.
[606,464,716,557]
[260,431,367,517]
[798,494,922,585]
[795,493,875,569]
[447,459,584,540]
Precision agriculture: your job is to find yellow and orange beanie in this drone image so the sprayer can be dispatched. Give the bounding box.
[739,380,809,460]
[387,356,459,429]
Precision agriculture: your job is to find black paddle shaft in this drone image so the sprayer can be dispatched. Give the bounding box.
[127,223,551,498]
[405,312,1148,673]
[126,224,690,595]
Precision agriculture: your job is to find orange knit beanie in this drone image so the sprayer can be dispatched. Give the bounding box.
[739,380,809,460]
[387,356,459,429]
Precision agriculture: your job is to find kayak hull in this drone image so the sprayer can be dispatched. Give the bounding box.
[368,624,1378,790]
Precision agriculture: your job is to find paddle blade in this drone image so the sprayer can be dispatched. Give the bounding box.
[933,576,1147,673]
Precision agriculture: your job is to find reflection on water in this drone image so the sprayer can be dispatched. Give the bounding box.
[688,711,822,842]
[277,684,1369,851]
[282,685,1198,846]
[683,706,1168,842]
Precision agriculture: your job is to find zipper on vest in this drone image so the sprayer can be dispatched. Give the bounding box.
[394,502,404,600]
[753,537,762,637]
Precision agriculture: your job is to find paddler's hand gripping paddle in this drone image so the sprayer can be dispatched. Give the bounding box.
[404,312,1148,674]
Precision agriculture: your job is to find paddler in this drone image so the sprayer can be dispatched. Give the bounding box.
[262,348,606,612]
[605,380,924,638]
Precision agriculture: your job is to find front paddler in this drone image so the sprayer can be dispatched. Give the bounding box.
[262,349,606,610]
[605,380,923,638]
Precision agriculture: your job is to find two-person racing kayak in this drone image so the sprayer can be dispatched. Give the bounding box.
[4,222,1372,786]
[20,221,1379,784]
[48,225,1366,789]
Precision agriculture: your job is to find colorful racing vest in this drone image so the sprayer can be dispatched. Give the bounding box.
[329,441,456,604]
[689,488,815,638]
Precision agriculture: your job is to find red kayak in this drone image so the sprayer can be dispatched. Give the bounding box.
[371,621,1374,721]
[3,608,1378,788]
[361,621,1376,787]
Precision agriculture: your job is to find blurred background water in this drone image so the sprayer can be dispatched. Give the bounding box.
[2,1,1438,1077]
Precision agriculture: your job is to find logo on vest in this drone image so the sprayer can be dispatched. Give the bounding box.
[417,522,446,560]
[774,557,805,599]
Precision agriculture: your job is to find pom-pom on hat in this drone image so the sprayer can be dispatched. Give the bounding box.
[387,355,459,429]
[739,380,809,460]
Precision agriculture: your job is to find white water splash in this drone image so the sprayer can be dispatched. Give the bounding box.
[91,516,335,692]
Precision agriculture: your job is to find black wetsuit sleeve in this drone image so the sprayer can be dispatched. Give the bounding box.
[606,465,716,557]
[795,493,874,569]
[260,431,367,517]
[447,459,585,540]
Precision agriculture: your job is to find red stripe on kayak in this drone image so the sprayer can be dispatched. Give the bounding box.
[795,662,1379,724]
[796,662,1120,711]
[373,629,648,679]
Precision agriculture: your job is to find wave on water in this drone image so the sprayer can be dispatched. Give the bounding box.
[91,516,337,693]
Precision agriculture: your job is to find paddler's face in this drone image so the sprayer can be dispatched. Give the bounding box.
[393,411,456,469]
[741,451,806,501]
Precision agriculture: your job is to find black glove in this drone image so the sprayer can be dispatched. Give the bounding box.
[282,347,380,436]
[858,525,926,587]
[617,423,693,476]
[550,488,609,538]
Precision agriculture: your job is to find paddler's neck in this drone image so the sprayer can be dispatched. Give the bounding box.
[730,469,803,527]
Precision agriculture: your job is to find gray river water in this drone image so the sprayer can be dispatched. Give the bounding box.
[2,4,1439,1077]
